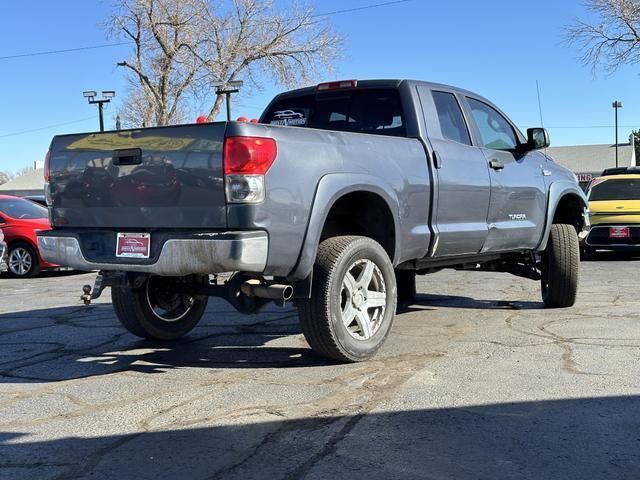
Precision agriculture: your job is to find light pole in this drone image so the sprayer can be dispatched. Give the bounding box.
[213,81,243,121]
[83,91,116,132]
[612,100,623,167]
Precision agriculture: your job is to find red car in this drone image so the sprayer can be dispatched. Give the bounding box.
[0,195,57,277]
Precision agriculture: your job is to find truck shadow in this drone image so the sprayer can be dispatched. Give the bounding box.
[2,395,638,479]
[399,293,544,312]
[1,290,542,383]
[0,302,325,383]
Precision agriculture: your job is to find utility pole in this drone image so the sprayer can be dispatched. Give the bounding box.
[213,81,244,121]
[612,100,623,168]
[83,91,116,132]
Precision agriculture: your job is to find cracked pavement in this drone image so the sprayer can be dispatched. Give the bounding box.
[1,257,639,479]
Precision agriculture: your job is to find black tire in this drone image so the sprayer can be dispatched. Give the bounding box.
[395,269,417,303]
[297,236,397,362]
[541,224,579,308]
[111,276,208,340]
[7,242,41,278]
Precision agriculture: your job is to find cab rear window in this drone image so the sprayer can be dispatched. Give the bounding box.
[261,89,406,137]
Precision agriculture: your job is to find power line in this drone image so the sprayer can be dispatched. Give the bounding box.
[0,116,97,139]
[312,0,412,18]
[0,0,412,61]
[0,42,133,61]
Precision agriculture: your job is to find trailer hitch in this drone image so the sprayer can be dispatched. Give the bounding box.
[80,273,105,305]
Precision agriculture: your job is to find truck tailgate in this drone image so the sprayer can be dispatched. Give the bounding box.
[47,123,227,229]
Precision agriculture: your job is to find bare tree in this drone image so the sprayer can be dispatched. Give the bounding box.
[108,0,207,126]
[108,0,342,126]
[0,171,12,186]
[566,0,640,73]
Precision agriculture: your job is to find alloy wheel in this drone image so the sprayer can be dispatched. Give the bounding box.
[8,247,33,276]
[340,258,387,340]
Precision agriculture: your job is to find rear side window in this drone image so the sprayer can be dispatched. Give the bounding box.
[432,91,471,145]
[467,97,518,151]
[262,89,406,137]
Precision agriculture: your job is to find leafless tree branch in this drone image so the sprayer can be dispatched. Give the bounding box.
[565,0,640,74]
[106,0,343,126]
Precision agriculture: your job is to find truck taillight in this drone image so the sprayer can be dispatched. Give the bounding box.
[224,137,277,175]
[43,150,53,207]
[44,150,51,182]
[316,80,358,91]
[223,136,277,204]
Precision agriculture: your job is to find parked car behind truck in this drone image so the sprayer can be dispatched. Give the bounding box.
[38,79,588,362]
[0,195,56,277]
[583,167,640,254]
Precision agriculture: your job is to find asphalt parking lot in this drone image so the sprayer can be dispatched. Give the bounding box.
[1,257,639,480]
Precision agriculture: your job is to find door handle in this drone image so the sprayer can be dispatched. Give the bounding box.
[433,151,443,169]
[489,159,504,171]
[112,148,142,166]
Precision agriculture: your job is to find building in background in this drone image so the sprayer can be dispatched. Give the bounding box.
[0,168,44,197]
[545,141,636,189]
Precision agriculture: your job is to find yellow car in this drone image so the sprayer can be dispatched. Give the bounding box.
[584,169,640,253]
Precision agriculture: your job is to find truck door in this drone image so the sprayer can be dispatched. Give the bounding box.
[417,87,491,256]
[463,96,547,252]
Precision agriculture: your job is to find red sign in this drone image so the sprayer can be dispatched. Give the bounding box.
[116,233,151,258]
[609,227,630,239]
[577,173,593,183]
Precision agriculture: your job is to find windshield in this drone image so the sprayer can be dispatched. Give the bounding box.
[261,88,406,137]
[0,198,48,219]
[589,178,640,201]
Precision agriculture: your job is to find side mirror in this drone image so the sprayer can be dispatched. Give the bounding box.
[526,127,550,150]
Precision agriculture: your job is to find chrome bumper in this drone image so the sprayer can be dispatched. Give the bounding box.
[37,232,268,276]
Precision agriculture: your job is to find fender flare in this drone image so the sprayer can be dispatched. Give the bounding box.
[536,180,588,251]
[287,173,401,282]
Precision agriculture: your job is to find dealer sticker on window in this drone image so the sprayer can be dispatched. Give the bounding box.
[269,110,307,126]
[116,233,151,259]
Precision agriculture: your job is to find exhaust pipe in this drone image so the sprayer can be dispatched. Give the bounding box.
[241,279,293,301]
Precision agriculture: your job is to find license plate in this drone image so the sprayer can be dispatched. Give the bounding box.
[116,233,151,258]
[609,227,630,239]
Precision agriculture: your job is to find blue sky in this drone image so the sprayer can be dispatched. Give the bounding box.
[1,0,639,172]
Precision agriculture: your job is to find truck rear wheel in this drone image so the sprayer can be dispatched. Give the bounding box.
[111,276,208,340]
[297,236,397,362]
[541,224,579,308]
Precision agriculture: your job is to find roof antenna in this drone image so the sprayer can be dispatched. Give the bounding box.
[536,80,547,154]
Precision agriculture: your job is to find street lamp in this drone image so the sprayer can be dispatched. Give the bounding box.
[612,100,623,167]
[83,90,116,132]
[213,80,243,121]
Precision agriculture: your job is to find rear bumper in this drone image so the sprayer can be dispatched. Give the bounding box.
[584,224,640,249]
[36,231,268,276]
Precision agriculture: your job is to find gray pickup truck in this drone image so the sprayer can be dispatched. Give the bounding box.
[38,79,588,362]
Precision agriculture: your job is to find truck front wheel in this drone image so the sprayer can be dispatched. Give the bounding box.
[297,236,397,362]
[541,224,579,308]
[111,276,208,340]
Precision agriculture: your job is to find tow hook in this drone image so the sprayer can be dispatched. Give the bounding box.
[81,272,106,306]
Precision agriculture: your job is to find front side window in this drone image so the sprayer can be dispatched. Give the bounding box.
[432,91,471,145]
[467,98,518,151]
[589,178,640,201]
